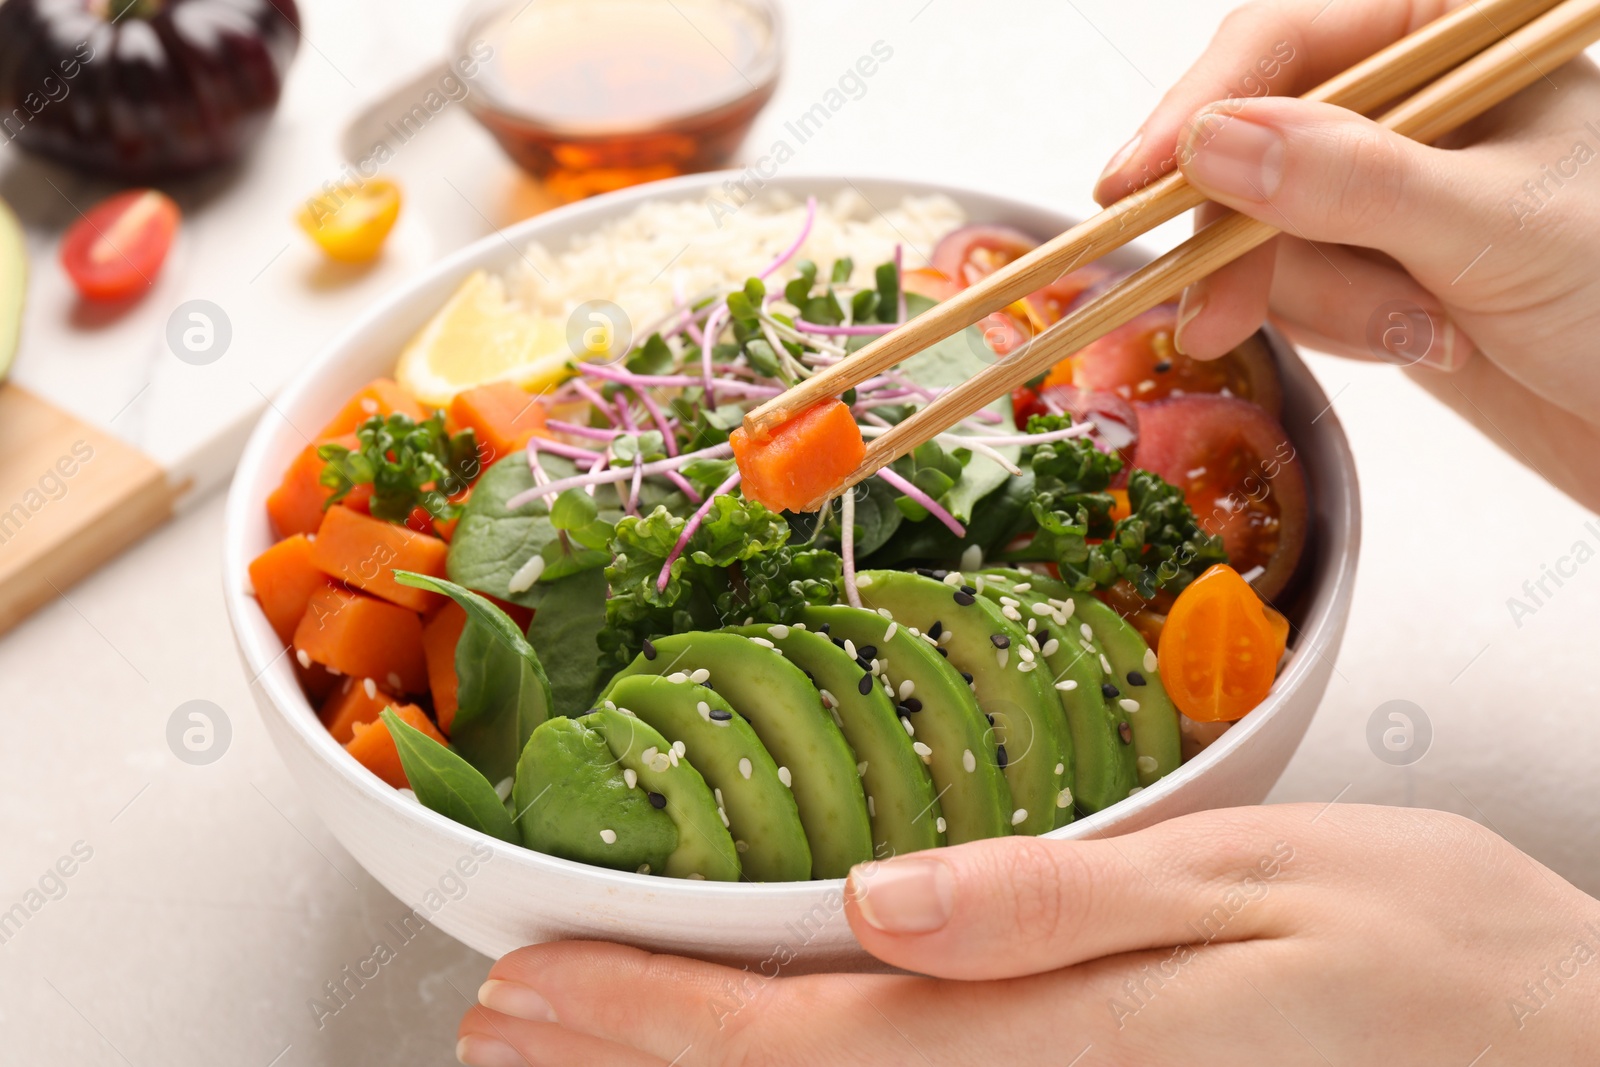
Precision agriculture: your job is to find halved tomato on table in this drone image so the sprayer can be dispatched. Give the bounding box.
[1131,395,1308,602]
[60,189,181,302]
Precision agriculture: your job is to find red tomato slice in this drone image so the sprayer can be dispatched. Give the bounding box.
[931,224,1039,287]
[1057,304,1283,416]
[1131,395,1309,601]
[60,189,181,302]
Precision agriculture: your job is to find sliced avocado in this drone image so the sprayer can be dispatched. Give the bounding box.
[0,197,24,381]
[856,570,1074,834]
[984,569,1180,788]
[581,705,740,881]
[603,675,810,882]
[978,570,1136,812]
[729,622,944,859]
[511,716,676,873]
[602,632,872,878]
[801,605,1011,845]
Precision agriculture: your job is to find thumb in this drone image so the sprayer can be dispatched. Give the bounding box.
[1175,97,1494,286]
[843,808,1298,981]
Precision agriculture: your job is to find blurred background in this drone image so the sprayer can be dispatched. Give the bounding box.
[0,0,1595,1063]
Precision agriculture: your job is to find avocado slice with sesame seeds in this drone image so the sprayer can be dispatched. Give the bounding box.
[802,605,1011,845]
[512,716,676,874]
[729,622,945,859]
[580,705,740,881]
[602,675,811,882]
[983,569,1180,789]
[977,570,1137,812]
[601,632,873,879]
[855,570,1075,835]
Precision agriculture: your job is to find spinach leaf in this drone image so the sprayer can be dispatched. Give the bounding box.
[381,708,518,843]
[865,469,1038,568]
[831,477,902,557]
[393,572,552,784]
[523,567,609,714]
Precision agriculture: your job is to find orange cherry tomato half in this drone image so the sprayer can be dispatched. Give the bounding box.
[1160,564,1289,723]
[60,189,181,302]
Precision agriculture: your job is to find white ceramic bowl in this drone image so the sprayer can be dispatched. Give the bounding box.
[224,173,1360,972]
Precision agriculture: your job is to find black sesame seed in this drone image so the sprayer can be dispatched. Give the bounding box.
[857,645,877,660]
[648,791,667,809]
[902,697,923,714]
[961,671,974,684]
[802,668,816,685]
[818,623,831,636]
[937,647,949,658]
[996,744,1009,769]
[928,620,943,639]
[1154,360,1172,373]
[701,681,714,689]
[985,713,995,725]
[953,590,976,606]
[1126,670,1146,687]
[855,657,873,673]
[858,673,874,696]
[1118,721,1133,744]
[1101,682,1120,699]
[709,709,733,721]
[930,569,948,580]
[642,639,657,661]
[960,584,976,595]
[990,634,1010,649]
[914,567,941,579]
[831,637,848,650]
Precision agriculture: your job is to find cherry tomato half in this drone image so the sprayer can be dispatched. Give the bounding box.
[1160,563,1289,722]
[297,178,402,263]
[59,189,181,302]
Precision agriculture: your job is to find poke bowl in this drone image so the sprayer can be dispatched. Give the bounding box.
[223,172,1360,972]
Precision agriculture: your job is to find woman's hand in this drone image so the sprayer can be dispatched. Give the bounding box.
[1095,0,1600,510]
[455,804,1600,1066]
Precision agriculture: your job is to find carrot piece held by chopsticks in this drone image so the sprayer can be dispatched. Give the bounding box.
[730,399,863,514]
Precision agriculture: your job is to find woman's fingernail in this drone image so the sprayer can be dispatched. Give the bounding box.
[1424,318,1476,372]
[1174,283,1207,357]
[1098,130,1143,187]
[850,858,955,935]
[1183,109,1285,201]
[457,1034,527,1067]
[479,979,557,1023]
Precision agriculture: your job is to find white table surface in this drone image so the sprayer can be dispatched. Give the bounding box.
[3,1,1598,1063]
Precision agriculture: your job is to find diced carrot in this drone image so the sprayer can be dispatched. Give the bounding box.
[293,586,428,693]
[265,433,358,539]
[730,399,864,513]
[1109,488,1132,523]
[318,378,427,438]
[432,485,472,542]
[345,702,444,788]
[249,534,332,644]
[449,381,547,470]
[319,674,397,743]
[422,602,466,734]
[309,506,448,613]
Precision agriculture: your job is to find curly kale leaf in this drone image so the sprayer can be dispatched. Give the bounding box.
[318,411,478,524]
[598,497,841,674]
[1089,469,1228,598]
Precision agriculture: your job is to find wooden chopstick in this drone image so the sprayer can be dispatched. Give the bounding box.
[742,0,1565,440]
[820,0,1600,508]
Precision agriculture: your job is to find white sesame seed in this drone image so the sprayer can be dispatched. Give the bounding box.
[739,758,753,779]
[396,787,419,804]
[600,829,617,844]
[1144,648,1159,673]
[1000,596,1020,609]
[1002,606,1022,622]
[1019,661,1037,673]
[1057,788,1073,808]
[1013,582,1032,593]
[749,636,775,649]
[1100,654,1114,674]
[295,648,311,669]
[1011,808,1028,826]
[687,873,706,880]
[689,668,710,684]
[667,671,688,684]
[868,796,876,817]
[857,761,869,777]
[1129,785,1144,795]
[642,746,658,763]
[996,648,1009,669]
[697,701,711,721]
[768,624,790,639]
[637,863,652,874]
[719,808,730,827]
[1019,647,1035,663]
[975,575,987,594]
[1030,602,1053,616]
[653,754,671,772]
[1055,679,1078,692]
[506,553,546,593]
[936,817,947,833]
[960,545,983,572]
[963,749,977,773]
[1041,638,1059,657]
[831,707,844,729]
[362,677,377,700]
[819,688,837,708]
[1055,762,1065,775]
[899,679,915,700]
[624,768,638,788]
[618,707,638,718]
[1080,623,1094,641]
[1137,756,1159,775]
[876,607,894,619]
[1061,599,1076,620]
[735,840,749,853]
[943,571,963,586]
[494,777,514,801]
[326,666,342,677]
[844,639,857,659]
[902,717,915,736]
[667,750,680,768]
[857,573,875,587]
[778,766,792,787]
[884,621,898,643]
[673,740,687,757]
[1120,698,1141,713]
[715,788,723,805]
[1027,618,1037,634]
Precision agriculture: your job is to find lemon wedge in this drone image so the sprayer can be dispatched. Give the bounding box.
[396,270,569,407]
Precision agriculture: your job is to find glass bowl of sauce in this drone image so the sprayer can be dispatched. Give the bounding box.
[456,0,783,202]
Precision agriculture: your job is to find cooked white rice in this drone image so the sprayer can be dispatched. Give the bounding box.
[504,189,967,336]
